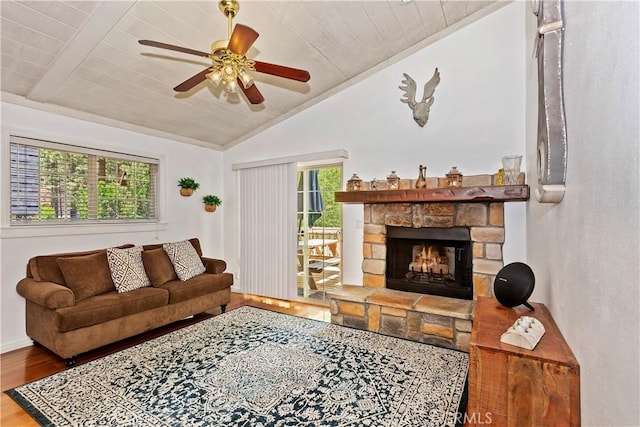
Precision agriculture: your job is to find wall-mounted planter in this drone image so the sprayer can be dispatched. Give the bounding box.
[202,194,221,213]
[178,177,200,197]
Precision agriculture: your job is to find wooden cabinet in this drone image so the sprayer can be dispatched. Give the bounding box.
[467,297,580,426]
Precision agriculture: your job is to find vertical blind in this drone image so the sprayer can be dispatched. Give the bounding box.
[239,162,297,300]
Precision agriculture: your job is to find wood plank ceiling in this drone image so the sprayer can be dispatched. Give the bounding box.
[1,1,500,150]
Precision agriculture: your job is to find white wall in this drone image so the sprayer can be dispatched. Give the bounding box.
[223,3,527,291]
[0,103,225,353]
[526,1,640,425]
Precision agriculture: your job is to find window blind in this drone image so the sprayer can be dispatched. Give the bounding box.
[9,135,158,225]
[239,162,297,300]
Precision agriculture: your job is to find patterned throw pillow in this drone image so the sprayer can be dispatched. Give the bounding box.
[106,246,151,293]
[162,240,206,281]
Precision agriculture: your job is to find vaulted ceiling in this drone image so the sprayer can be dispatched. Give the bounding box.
[1,1,501,150]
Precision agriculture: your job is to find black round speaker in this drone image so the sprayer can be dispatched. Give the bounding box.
[494,262,535,310]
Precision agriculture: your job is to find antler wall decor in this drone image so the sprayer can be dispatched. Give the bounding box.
[399,68,441,127]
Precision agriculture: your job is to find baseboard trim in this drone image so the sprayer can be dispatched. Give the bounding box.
[1,338,33,355]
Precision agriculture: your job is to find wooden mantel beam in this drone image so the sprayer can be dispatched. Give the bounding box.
[334,185,530,204]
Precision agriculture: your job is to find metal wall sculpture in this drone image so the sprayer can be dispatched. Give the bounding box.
[399,68,441,127]
[533,0,567,203]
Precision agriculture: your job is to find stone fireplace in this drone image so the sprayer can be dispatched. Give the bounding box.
[363,201,506,300]
[329,179,529,351]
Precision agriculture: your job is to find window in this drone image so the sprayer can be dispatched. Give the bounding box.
[9,135,158,225]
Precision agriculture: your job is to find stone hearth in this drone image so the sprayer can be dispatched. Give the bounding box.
[330,285,474,351]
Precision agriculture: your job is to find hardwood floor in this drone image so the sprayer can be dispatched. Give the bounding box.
[1,292,330,427]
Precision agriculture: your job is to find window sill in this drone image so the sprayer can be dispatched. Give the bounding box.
[0,222,168,239]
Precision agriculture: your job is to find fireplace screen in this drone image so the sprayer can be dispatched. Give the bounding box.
[386,226,472,300]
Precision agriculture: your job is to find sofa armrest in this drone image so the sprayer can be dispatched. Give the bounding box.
[16,278,75,309]
[201,257,227,274]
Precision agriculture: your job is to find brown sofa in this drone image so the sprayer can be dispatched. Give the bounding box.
[16,238,232,366]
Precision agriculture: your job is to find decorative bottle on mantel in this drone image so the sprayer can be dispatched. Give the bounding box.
[415,165,427,189]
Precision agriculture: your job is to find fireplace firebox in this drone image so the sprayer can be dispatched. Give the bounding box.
[386,226,473,300]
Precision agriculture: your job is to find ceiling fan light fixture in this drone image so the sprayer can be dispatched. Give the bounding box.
[206,69,223,86]
[222,64,236,81]
[238,70,254,89]
[225,79,237,93]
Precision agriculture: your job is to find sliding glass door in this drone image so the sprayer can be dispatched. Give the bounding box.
[297,165,342,302]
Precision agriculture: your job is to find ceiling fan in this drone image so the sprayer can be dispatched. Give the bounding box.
[138,0,310,105]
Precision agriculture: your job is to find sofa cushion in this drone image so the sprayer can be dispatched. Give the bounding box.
[107,246,150,293]
[162,240,206,281]
[28,245,134,284]
[55,287,169,332]
[56,252,116,301]
[160,273,233,304]
[142,248,178,287]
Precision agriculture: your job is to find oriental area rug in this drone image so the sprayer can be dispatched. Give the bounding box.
[7,307,469,427]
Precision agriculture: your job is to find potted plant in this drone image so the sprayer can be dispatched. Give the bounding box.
[202,194,222,212]
[178,177,200,196]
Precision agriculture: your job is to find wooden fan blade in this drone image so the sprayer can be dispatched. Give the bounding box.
[254,61,310,82]
[139,40,210,58]
[227,24,259,56]
[174,68,212,92]
[238,78,265,104]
